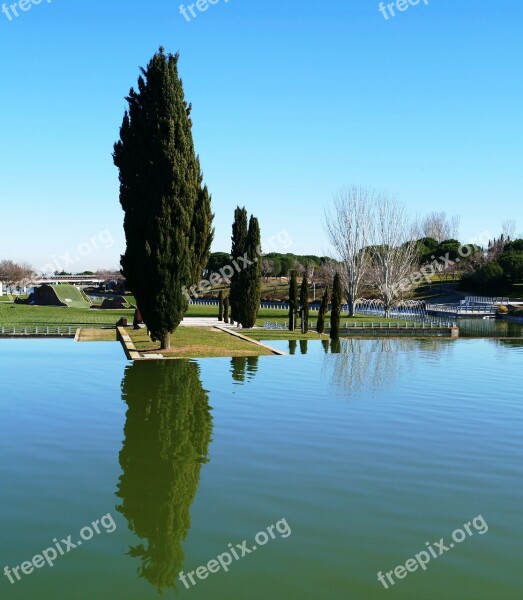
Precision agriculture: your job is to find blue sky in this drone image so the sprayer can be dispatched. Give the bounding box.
[1,0,522,272]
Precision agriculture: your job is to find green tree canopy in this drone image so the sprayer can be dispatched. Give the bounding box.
[113,49,213,349]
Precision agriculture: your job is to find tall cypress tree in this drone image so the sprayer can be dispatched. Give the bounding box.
[223,296,229,324]
[299,275,309,333]
[288,270,298,331]
[330,273,342,340]
[114,49,213,349]
[218,290,224,321]
[229,207,248,325]
[317,286,330,335]
[239,216,262,328]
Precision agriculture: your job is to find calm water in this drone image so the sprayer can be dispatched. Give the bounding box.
[0,336,522,599]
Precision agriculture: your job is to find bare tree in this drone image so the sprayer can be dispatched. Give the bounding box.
[261,259,273,282]
[502,219,516,242]
[96,268,122,281]
[421,211,460,242]
[316,260,338,286]
[0,260,34,293]
[293,260,305,275]
[324,186,375,316]
[368,194,419,316]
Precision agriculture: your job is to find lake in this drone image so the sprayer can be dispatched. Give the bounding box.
[0,335,522,599]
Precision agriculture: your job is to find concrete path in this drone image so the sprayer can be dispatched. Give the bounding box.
[180,317,251,328]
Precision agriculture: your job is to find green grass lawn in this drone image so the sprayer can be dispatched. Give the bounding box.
[128,327,272,358]
[0,304,134,327]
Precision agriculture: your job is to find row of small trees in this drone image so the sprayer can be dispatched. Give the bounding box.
[288,271,343,339]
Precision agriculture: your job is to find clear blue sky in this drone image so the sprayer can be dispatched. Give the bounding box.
[1,0,522,272]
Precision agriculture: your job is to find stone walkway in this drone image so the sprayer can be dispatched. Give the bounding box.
[180,317,247,328]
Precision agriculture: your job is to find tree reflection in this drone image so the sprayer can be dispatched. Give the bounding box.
[116,360,212,592]
[324,338,444,398]
[230,356,259,383]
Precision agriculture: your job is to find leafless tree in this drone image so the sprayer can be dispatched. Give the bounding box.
[261,259,273,282]
[96,268,122,281]
[420,211,460,242]
[502,219,516,242]
[0,260,35,293]
[324,185,375,315]
[367,194,419,316]
[316,260,338,286]
[293,260,305,275]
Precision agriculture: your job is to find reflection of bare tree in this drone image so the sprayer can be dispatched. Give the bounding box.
[116,361,212,592]
[323,338,451,398]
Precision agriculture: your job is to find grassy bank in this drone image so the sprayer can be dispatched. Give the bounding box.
[0,304,133,326]
[128,327,273,358]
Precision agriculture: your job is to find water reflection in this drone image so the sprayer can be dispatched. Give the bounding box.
[459,318,523,338]
[230,356,259,383]
[116,361,212,592]
[323,338,453,398]
[494,338,523,348]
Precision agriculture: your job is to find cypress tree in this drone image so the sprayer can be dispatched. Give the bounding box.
[317,286,330,335]
[330,273,342,340]
[223,296,229,323]
[229,207,248,325]
[239,216,262,328]
[288,270,298,331]
[299,275,309,333]
[114,49,213,349]
[218,290,224,321]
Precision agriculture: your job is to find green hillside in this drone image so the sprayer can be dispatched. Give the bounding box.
[51,284,92,309]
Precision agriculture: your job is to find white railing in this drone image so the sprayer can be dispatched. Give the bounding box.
[0,325,76,335]
[263,320,456,330]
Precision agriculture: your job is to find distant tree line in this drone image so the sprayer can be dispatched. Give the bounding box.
[204,251,335,282]
[461,237,523,293]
